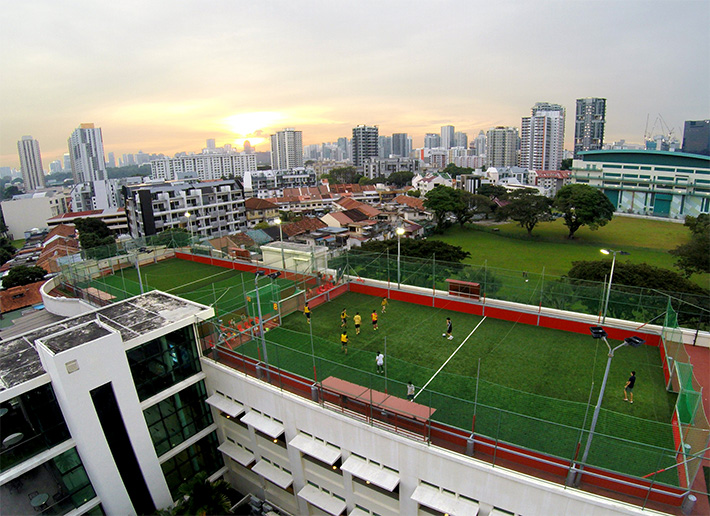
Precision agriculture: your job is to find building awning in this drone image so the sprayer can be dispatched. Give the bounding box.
[341,455,399,492]
[217,442,254,467]
[289,434,341,465]
[240,411,284,439]
[348,509,370,516]
[297,485,347,516]
[205,394,245,418]
[411,484,479,516]
[252,460,293,489]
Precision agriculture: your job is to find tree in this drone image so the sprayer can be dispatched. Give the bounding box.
[451,190,477,227]
[670,214,710,276]
[173,472,231,516]
[327,166,361,184]
[553,184,615,239]
[495,189,553,236]
[406,190,421,198]
[477,184,508,199]
[560,158,573,170]
[468,194,494,220]
[2,265,48,288]
[423,185,459,231]
[442,163,475,178]
[388,171,414,187]
[3,185,21,199]
[74,217,115,250]
[106,165,151,179]
[359,238,470,263]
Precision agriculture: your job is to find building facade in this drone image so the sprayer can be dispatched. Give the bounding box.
[682,119,710,156]
[391,133,410,158]
[424,133,441,149]
[362,157,421,180]
[150,154,257,182]
[68,124,107,184]
[352,125,379,167]
[574,98,606,158]
[270,129,304,170]
[123,179,247,238]
[520,102,566,171]
[573,150,710,218]
[486,127,518,168]
[17,135,45,192]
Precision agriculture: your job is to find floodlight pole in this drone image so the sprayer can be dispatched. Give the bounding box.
[600,249,629,324]
[254,271,268,367]
[275,217,286,271]
[569,329,644,486]
[396,226,405,289]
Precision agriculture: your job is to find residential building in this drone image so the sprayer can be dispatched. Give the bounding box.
[441,125,455,149]
[70,177,130,212]
[1,189,71,240]
[486,127,518,168]
[352,125,379,166]
[454,131,468,149]
[68,124,107,184]
[412,172,453,194]
[150,154,257,181]
[378,135,392,159]
[337,137,350,161]
[520,102,566,170]
[574,98,606,158]
[243,168,317,199]
[572,149,710,218]
[47,208,128,234]
[243,197,279,228]
[392,133,410,158]
[107,152,116,168]
[682,119,710,156]
[49,160,63,173]
[123,179,246,238]
[424,133,441,149]
[530,170,573,196]
[270,128,304,170]
[17,135,45,191]
[457,174,485,194]
[362,157,421,180]
[473,130,486,156]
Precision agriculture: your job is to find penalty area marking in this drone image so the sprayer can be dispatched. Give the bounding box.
[413,316,487,401]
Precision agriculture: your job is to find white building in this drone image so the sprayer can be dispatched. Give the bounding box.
[270,129,304,171]
[362,157,421,179]
[150,154,257,181]
[520,102,566,171]
[0,190,70,240]
[486,127,518,168]
[123,179,247,238]
[352,125,379,167]
[68,124,107,184]
[17,135,45,192]
[441,125,455,149]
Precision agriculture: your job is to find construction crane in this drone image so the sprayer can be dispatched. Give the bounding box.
[644,114,678,150]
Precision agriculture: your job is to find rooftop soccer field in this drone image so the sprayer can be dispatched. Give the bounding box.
[82,258,680,484]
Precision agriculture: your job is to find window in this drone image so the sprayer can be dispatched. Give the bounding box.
[160,432,223,498]
[126,326,201,401]
[143,381,213,456]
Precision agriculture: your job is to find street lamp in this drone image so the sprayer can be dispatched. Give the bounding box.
[396,226,405,289]
[274,217,286,271]
[254,270,281,371]
[567,327,644,486]
[600,249,630,324]
[184,211,194,244]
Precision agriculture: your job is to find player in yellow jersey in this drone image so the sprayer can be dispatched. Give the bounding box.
[353,312,362,334]
[340,331,348,354]
[304,303,311,324]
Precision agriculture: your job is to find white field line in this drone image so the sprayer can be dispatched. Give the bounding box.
[413,316,487,401]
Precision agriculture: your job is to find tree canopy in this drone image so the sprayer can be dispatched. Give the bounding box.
[670,214,710,276]
[74,218,115,249]
[2,265,48,289]
[442,163,476,178]
[172,472,232,516]
[322,166,361,184]
[359,238,471,263]
[495,189,553,235]
[388,170,415,187]
[423,185,458,231]
[0,237,16,266]
[553,184,615,239]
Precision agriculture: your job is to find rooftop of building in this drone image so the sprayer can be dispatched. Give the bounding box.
[0,291,213,392]
[579,149,710,168]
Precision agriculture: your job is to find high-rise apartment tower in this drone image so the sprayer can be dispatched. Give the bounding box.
[352,125,379,166]
[520,102,566,170]
[270,128,304,170]
[17,135,45,191]
[574,98,606,158]
[68,123,108,184]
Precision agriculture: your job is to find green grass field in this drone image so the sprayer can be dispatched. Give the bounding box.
[432,217,709,288]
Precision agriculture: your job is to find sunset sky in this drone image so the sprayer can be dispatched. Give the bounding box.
[1,0,708,168]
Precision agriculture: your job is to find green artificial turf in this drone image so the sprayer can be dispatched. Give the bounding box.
[241,291,679,484]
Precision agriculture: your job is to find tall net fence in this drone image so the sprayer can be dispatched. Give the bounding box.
[330,250,710,331]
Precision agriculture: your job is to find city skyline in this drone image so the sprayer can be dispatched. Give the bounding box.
[1,0,708,169]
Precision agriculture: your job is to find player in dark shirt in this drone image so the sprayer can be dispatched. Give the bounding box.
[623,371,636,403]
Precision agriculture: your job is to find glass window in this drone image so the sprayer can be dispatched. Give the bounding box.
[160,431,223,498]
[143,381,213,456]
[0,384,70,472]
[127,326,201,400]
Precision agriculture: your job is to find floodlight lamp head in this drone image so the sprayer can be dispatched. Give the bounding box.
[590,326,607,339]
[624,336,645,348]
[255,270,265,277]
[600,249,610,255]
[396,227,405,236]
[268,272,281,279]
[274,217,281,225]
